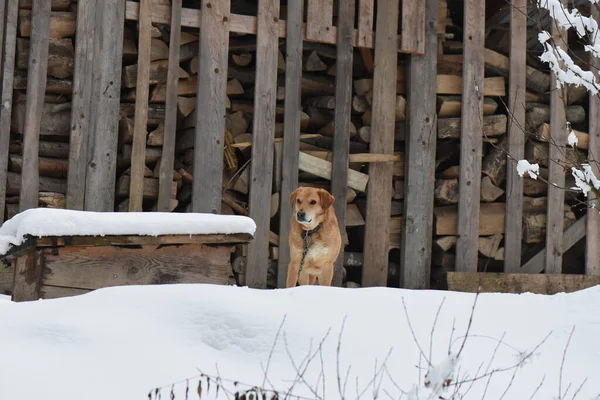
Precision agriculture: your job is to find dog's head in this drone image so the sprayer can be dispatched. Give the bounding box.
[289,186,335,230]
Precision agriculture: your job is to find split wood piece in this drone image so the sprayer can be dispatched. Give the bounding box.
[123,164,154,177]
[11,102,71,136]
[120,102,165,125]
[304,50,328,71]
[232,52,252,66]
[435,75,505,96]
[480,176,504,202]
[9,154,69,178]
[481,137,507,186]
[434,176,504,205]
[121,59,189,88]
[298,152,369,192]
[478,233,503,258]
[147,123,164,146]
[116,175,177,200]
[434,236,456,252]
[362,95,406,123]
[150,37,169,61]
[525,140,579,168]
[10,141,70,159]
[226,134,322,150]
[536,123,589,150]
[523,210,576,244]
[447,271,600,295]
[437,114,507,139]
[483,48,550,94]
[19,0,71,10]
[14,92,67,104]
[18,9,75,39]
[525,104,585,131]
[437,95,498,118]
[6,172,66,195]
[16,38,74,79]
[434,203,505,236]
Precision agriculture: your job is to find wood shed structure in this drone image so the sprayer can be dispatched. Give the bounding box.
[1,0,599,296]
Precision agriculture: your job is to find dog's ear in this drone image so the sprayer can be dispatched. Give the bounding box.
[318,189,335,209]
[289,187,302,208]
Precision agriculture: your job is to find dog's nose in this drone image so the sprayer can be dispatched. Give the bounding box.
[297,210,305,219]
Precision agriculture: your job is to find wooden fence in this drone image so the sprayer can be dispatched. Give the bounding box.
[0,0,598,292]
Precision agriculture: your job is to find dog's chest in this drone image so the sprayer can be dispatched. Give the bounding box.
[305,241,330,260]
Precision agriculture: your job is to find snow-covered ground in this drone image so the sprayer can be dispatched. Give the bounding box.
[1,283,599,400]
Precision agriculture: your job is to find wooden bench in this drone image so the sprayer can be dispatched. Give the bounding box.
[0,209,255,302]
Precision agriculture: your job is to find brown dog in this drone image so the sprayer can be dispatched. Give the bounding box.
[286,186,342,287]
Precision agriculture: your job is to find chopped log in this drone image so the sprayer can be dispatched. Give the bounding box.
[523,211,577,244]
[15,92,68,104]
[298,152,369,192]
[362,94,406,123]
[434,203,506,236]
[438,114,507,139]
[354,78,373,95]
[434,178,458,205]
[9,154,69,178]
[526,104,585,131]
[232,52,252,66]
[19,0,71,10]
[11,102,71,136]
[435,236,457,252]
[480,176,504,202]
[116,175,177,200]
[177,96,196,117]
[304,96,336,109]
[18,9,75,39]
[119,117,135,144]
[304,50,327,71]
[228,110,250,135]
[39,191,66,208]
[13,69,72,94]
[270,192,279,218]
[10,141,70,159]
[525,140,579,168]
[123,164,154,177]
[523,177,547,197]
[435,75,506,96]
[120,103,165,125]
[437,95,498,118]
[227,78,245,96]
[121,144,162,165]
[319,120,357,138]
[121,60,189,88]
[6,172,66,196]
[536,123,589,150]
[345,203,365,227]
[352,95,369,113]
[17,38,74,79]
[478,233,503,258]
[481,137,507,185]
[147,123,164,146]
[393,180,404,200]
[523,196,548,213]
[439,165,459,179]
[483,48,550,94]
[150,38,169,61]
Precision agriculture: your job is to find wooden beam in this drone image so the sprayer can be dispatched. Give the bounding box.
[0,0,18,222]
[277,0,303,288]
[299,152,368,192]
[521,215,587,274]
[331,0,355,287]
[546,6,567,274]
[128,0,152,212]
[400,0,425,54]
[357,0,374,48]
[67,0,96,210]
[504,0,526,272]
[156,0,181,211]
[123,1,406,52]
[84,0,125,211]
[11,249,41,302]
[306,0,333,42]
[455,0,485,272]
[192,0,231,214]
[447,271,600,295]
[362,0,399,287]
[401,0,437,289]
[19,0,51,212]
[246,0,280,289]
[587,6,600,276]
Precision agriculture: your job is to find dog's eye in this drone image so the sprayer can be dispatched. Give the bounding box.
[296,199,301,204]
[310,200,317,205]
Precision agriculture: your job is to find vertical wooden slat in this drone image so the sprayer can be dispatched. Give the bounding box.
[362,0,399,287]
[11,249,42,302]
[586,7,600,276]
[0,0,18,222]
[504,0,526,272]
[545,10,567,274]
[400,0,437,289]
[357,0,374,48]
[67,0,97,210]
[157,0,182,212]
[246,0,280,288]
[192,0,231,214]
[400,0,426,54]
[84,0,125,212]
[455,0,485,272]
[19,0,51,212]
[330,0,355,287]
[306,0,333,42]
[128,0,152,212]
[0,0,6,73]
[276,0,303,288]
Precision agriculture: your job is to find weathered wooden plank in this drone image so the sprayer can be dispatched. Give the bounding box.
[0,0,6,74]
[11,249,42,302]
[521,215,586,274]
[400,0,425,54]
[84,0,125,211]
[362,0,399,287]
[0,0,18,222]
[32,233,252,248]
[447,271,600,295]
[357,0,374,48]
[124,1,401,52]
[67,0,96,210]
[299,152,368,192]
[192,0,231,214]
[157,0,182,212]
[41,245,231,289]
[246,0,280,289]
[504,0,526,272]
[128,0,152,211]
[306,0,333,42]
[330,0,355,287]
[19,0,51,212]
[276,0,303,288]
[401,0,437,289]
[455,0,485,272]
[587,6,600,276]
[41,285,90,299]
[546,10,567,274]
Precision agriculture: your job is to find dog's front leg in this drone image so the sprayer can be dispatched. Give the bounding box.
[286,260,300,288]
[319,264,334,286]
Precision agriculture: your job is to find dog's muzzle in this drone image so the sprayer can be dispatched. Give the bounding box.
[296,210,311,223]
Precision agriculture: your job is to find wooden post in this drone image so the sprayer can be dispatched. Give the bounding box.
[400,0,426,54]
[545,7,567,274]
[362,0,399,287]
[0,0,18,222]
[67,0,97,210]
[276,0,303,288]
[156,0,182,212]
[19,0,51,212]
[0,0,6,73]
[12,248,42,302]
[455,0,485,272]
[504,0,526,272]
[192,0,231,214]
[128,0,152,212]
[246,0,280,288]
[331,0,355,287]
[84,0,125,212]
[401,0,437,289]
[587,6,600,276]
